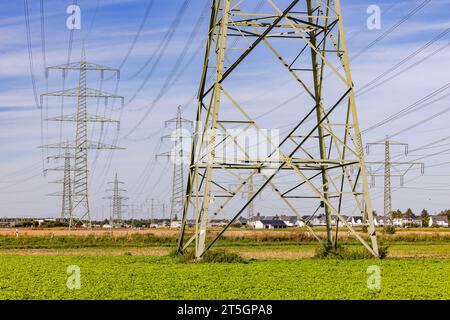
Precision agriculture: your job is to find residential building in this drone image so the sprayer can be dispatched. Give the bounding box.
[254,220,287,229]
[429,215,449,228]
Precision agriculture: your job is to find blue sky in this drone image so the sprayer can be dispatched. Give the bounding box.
[1,0,450,219]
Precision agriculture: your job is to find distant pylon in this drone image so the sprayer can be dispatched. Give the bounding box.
[177,0,381,259]
[40,46,125,228]
[104,173,128,227]
[61,142,73,224]
[46,141,74,228]
[229,174,261,219]
[366,137,425,224]
[156,106,192,224]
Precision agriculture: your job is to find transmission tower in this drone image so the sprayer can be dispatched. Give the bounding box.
[156,106,193,224]
[366,137,425,224]
[229,174,261,219]
[46,142,74,227]
[177,0,381,259]
[104,173,128,227]
[40,47,124,228]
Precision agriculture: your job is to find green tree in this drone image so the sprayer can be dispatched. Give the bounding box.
[421,209,430,227]
[392,209,403,219]
[403,208,415,218]
[438,209,450,220]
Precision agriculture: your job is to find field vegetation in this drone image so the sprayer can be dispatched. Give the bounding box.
[0,228,449,299]
[0,255,448,300]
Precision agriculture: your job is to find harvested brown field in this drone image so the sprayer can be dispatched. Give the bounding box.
[1,227,450,242]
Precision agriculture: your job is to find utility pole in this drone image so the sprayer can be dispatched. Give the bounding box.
[104,173,128,228]
[40,46,124,228]
[366,137,425,225]
[156,106,192,225]
[177,0,380,259]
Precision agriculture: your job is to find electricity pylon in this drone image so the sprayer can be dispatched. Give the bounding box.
[156,106,192,224]
[177,0,380,259]
[366,137,425,224]
[229,174,261,219]
[46,142,74,227]
[40,47,124,228]
[104,173,128,227]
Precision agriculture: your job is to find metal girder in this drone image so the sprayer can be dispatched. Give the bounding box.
[39,140,125,150]
[40,88,124,107]
[177,0,379,259]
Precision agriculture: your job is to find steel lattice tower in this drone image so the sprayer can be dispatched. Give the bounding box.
[61,143,73,223]
[384,139,392,220]
[46,142,74,227]
[367,138,425,225]
[178,0,381,258]
[157,106,192,224]
[40,47,124,228]
[105,173,128,227]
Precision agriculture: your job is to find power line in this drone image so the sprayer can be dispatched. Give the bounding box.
[350,0,432,61]
[125,0,192,82]
[123,0,208,138]
[117,0,155,71]
[357,28,450,96]
[362,83,450,134]
[23,0,40,109]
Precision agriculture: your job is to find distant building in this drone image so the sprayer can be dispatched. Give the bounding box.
[210,219,230,227]
[279,215,298,227]
[254,220,287,229]
[349,216,364,226]
[302,215,323,226]
[429,216,449,228]
[402,217,423,228]
[170,221,182,229]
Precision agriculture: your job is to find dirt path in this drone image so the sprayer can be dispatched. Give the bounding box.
[1,246,448,259]
[0,247,171,256]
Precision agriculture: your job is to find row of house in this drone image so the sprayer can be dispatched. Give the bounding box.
[248,215,367,229]
[169,214,449,229]
[246,214,449,229]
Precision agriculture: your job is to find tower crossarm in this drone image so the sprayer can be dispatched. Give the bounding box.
[39,140,125,150]
[46,113,120,125]
[40,88,124,107]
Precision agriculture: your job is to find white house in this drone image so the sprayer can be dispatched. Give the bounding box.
[393,218,403,227]
[349,216,364,226]
[402,217,423,228]
[429,216,449,228]
[254,220,287,229]
[170,221,182,229]
[279,215,298,227]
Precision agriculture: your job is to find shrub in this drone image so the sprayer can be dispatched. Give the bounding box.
[314,243,388,260]
[174,249,247,264]
[383,225,396,234]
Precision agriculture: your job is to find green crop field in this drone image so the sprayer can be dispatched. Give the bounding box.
[0,255,449,300]
[0,229,449,300]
